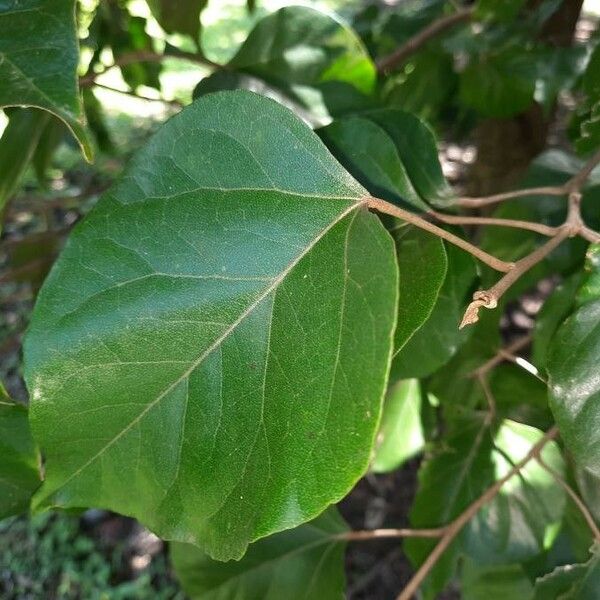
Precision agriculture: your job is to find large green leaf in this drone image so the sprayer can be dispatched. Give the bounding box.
[533,546,600,599]
[0,108,49,216]
[0,0,92,160]
[171,508,347,599]
[24,91,398,560]
[0,386,41,519]
[195,6,377,121]
[147,0,207,43]
[371,379,424,473]
[391,241,476,379]
[461,561,533,599]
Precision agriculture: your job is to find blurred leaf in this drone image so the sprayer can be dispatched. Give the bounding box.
[32,117,66,185]
[476,0,526,22]
[372,379,424,473]
[461,560,533,599]
[578,244,600,306]
[147,0,207,43]
[0,385,41,519]
[171,509,347,599]
[0,108,49,217]
[532,545,600,599]
[0,0,92,160]
[391,241,476,379]
[460,49,536,118]
[82,88,113,154]
[196,6,377,121]
[464,421,565,564]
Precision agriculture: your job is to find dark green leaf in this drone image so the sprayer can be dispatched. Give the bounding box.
[476,0,526,21]
[32,116,66,184]
[464,421,565,564]
[0,0,92,160]
[365,110,453,206]
[24,91,398,561]
[391,241,476,379]
[0,386,41,519]
[578,244,600,306]
[372,379,424,473]
[548,299,600,475]
[0,108,49,216]
[147,0,207,43]
[319,117,428,211]
[171,508,347,599]
[533,546,600,599]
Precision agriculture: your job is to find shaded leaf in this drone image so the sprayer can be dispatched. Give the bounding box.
[372,379,424,473]
[147,0,207,44]
[0,0,92,160]
[24,91,398,561]
[533,545,600,599]
[0,386,41,519]
[461,560,533,599]
[171,508,347,599]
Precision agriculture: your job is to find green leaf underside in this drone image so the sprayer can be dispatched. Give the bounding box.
[147,0,206,41]
[171,508,347,599]
[406,420,565,598]
[0,0,92,160]
[0,387,41,519]
[533,546,600,599]
[24,91,398,560]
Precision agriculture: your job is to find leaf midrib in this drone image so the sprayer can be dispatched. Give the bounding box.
[49,199,365,494]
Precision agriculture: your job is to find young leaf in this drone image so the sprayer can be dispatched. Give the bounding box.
[24,91,398,561]
[196,6,377,120]
[533,545,600,599]
[0,386,41,519]
[0,0,92,160]
[171,508,347,599]
[371,379,424,473]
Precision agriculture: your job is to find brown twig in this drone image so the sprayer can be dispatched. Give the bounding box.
[456,186,567,208]
[92,82,183,107]
[470,334,532,377]
[429,210,559,236]
[80,50,221,86]
[376,7,474,73]
[397,426,559,600]
[339,527,446,542]
[366,197,513,272]
[565,148,600,193]
[537,456,600,543]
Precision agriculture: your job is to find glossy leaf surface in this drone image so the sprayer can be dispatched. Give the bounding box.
[24,91,398,560]
[0,0,92,160]
[171,508,347,599]
[0,386,41,519]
